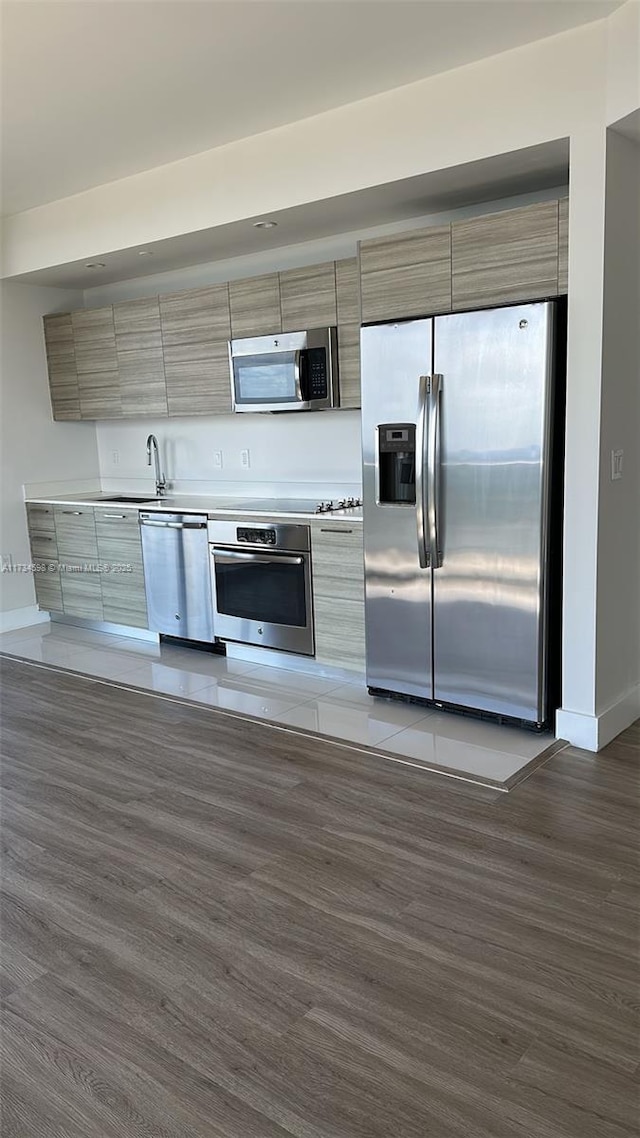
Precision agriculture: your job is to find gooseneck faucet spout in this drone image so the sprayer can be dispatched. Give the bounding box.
[146,434,166,497]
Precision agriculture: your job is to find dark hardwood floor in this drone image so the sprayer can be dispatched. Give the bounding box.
[1,655,638,1137]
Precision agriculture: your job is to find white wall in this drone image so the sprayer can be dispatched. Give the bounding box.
[0,282,100,625]
[595,128,640,734]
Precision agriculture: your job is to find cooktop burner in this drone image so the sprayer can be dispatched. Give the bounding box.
[228,496,362,515]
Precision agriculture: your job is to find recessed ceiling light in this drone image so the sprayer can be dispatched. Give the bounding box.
[253,220,278,229]
[138,249,153,256]
[85,262,106,269]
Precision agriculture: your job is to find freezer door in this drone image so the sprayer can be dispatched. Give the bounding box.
[361,319,433,699]
[432,303,555,722]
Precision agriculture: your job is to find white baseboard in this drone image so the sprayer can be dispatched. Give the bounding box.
[0,606,50,634]
[556,684,640,752]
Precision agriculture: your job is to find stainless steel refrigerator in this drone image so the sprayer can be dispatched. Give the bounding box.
[361,301,562,727]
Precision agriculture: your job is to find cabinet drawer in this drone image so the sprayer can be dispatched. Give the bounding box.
[94,507,141,539]
[312,526,364,603]
[314,595,365,671]
[27,504,56,534]
[29,532,59,560]
[54,507,99,558]
[33,561,62,612]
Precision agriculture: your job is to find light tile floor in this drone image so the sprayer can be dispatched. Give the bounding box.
[0,621,558,788]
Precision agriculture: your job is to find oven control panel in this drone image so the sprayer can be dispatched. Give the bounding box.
[237,527,277,545]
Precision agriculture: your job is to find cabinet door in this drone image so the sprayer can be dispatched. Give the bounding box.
[43,314,81,421]
[33,560,63,613]
[360,225,452,322]
[311,525,365,670]
[54,506,102,618]
[335,258,361,408]
[160,285,232,415]
[114,297,168,417]
[229,273,282,337]
[72,306,121,419]
[451,201,559,310]
[94,508,148,628]
[279,262,337,332]
[558,197,569,294]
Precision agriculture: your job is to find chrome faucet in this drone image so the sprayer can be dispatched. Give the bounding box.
[146,434,166,497]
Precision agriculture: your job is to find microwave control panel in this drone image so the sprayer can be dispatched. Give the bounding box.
[304,347,328,400]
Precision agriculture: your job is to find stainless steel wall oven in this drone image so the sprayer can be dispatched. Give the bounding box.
[208,520,314,656]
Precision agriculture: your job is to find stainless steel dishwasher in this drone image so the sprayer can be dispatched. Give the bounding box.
[140,512,213,641]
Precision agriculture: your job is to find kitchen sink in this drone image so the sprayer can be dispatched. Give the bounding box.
[102,495,163,504]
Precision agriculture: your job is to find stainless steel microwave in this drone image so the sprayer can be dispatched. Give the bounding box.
[229,327,338,412]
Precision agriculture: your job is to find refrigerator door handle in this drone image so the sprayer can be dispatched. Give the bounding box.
[427,373,443,568]
[416,375,430,569]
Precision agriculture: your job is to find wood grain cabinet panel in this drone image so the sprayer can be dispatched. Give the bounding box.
[335,258,361,408]
[53,506,102,619]
[360,225,452,322]
[451,201,559,310]
[279,262,337,331]
[94,508,147,628]
[43,314,81,421]
[26,505,59,563]
[72,306,121,419]
[229,273,282,337]
[115,297,168,417]
[33,560,63,612]
[558,197,569,294]
[311,524,365,670]
[160,285,232,415]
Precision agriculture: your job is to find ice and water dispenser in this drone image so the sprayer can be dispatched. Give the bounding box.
[377,423,416,505]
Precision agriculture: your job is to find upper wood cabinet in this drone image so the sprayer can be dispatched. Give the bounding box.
[558,197,568,294]
[160,284,232,416]
[335,258,361,409]
[359,224,452,322]
[72,306,121,419]
[114,297,167,417]
[279,262,337,331]
[451,201,559,310]
[229,273,282,337]
[43,313,81,421]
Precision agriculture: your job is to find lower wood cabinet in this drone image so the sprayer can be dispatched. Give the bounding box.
[311,524,365,671]
[94,508,148,628]
[53,506,103,619]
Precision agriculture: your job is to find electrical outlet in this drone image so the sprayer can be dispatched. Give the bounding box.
[213,450,223,469]
[112,450,120,466]
[240,449,250,469]
[611,449,624,481]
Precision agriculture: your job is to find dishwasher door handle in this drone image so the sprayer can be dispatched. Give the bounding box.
[140,519,207,530]
[212,548,304,567]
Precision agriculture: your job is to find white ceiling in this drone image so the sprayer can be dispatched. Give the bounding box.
[1,0,620,217]
[11,140,569,289]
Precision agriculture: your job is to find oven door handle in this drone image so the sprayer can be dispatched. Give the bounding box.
[212,547,304,567]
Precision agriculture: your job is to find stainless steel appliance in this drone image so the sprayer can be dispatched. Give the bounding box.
[229,327,338,412]
[140,513,213,641]
[362,301,562,727]
[221,496,362,516]
[209,520,314,655]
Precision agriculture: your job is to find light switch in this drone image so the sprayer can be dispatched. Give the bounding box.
[611,449,624,481]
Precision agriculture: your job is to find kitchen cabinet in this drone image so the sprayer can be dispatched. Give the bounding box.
[229,273,282,337]
[311,523,365,670]
[359,224,452,322]
[53,506,103,619]
[160,284,232,416]
[335,258,361,409]
[72,306,121,419]
[94,507,148,628]
[26,505,62,611]
[114,297,168,417]
[43,314,81,421]
[279,262,337,332]
[451,200,559,310]
[558,197,569,293]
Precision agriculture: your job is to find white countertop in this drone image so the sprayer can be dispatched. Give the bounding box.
[25,492,363,523]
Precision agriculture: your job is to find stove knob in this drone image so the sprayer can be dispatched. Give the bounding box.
[337,499,346,509]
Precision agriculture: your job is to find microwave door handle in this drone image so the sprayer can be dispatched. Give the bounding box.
[295,350,308,401]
